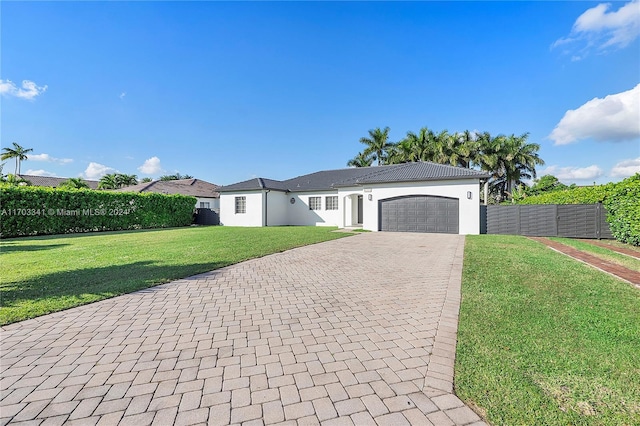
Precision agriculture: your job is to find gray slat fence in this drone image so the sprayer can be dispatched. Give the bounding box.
[194,208,220,225]
[481,204,613,239]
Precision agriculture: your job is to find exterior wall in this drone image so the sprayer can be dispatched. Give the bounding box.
[195,197,220,210]
[220,179,482,234]
[287,191,341,227]
[265,191,289,226]
[219,191,264,227]
[356,179,482,234]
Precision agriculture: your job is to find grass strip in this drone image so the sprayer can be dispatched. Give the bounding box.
[548,238,640,272]
[0,226,349,325]
[456,235,640,425]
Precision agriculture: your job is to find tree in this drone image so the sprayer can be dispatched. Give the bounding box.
[59,177,89,189]
[1,142,33,175]
[359,127,393,166]
[526,175,568,197]
[160,173,194,181]
[478,132,544,201]
[2,174,31,186]
[98,173,119,190]
[347,152,374,167]
[116,174,138,188]
[140,177,153,183]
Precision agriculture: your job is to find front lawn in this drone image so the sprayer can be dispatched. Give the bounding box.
[0,226,349,325]
[457,235,640,425]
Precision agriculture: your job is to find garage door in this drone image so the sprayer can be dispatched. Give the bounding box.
[379,195,459,233]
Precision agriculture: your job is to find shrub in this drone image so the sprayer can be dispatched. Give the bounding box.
[0,186,196,238]
[603,174,640,246]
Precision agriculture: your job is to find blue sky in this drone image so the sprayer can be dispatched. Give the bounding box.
[2,1,639,186]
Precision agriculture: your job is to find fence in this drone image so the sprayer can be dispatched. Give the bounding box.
[194,208,220,225]
[480,204,613,239]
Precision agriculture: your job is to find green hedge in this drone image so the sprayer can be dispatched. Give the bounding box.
[0,186,196,238]
[604,174,640,246]
[517,174,640,246]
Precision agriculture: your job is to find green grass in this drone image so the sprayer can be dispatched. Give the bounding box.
[0,226,349,325]
[548,238,640,272]
[456,235,640,426]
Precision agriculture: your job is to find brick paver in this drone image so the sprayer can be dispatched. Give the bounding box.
[531,237,640,286]
[0,232,485,425]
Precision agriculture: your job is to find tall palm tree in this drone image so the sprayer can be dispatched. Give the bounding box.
[1,142,33,175]
[453,130,479,168]
[477,132,544,201]
[502,133,544,197]
[403,127,436,163]
[347,152,374,167]
[98,173,119,190]
[359,127,393,166]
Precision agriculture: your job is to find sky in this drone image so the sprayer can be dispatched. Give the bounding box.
[2,1,639,186]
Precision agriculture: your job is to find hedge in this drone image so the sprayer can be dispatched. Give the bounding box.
[0,186,196,238]
[517,174,640,246]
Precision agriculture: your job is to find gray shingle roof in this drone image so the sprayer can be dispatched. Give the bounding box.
[116,179,220,198]
[219,162,490,193]
[18,175,100,189]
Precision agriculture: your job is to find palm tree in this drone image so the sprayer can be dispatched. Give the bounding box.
[453,130,479,168]
[98,173,119,190]
[359,127,393,166]
[476,132,544,201]
[347,152,374,167]
[140,177,153,183]
[1,142,33,175]
[116,174,138,188]
[159,173,194,181]
[402,127,436,163]
[59,177,89,189]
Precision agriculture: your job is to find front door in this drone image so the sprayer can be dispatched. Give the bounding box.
[357,195,363,224]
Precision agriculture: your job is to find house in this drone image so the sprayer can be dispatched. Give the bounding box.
[218,162,490,234]
[116,179,221,210]
[17,175,100,189]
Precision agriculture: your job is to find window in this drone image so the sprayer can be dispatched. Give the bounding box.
[309,197,321,210]
[200,201,210,209]
[325,196,338,210]
[235,196,246,214]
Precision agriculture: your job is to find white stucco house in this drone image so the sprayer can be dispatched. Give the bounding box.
[219,162,490,234]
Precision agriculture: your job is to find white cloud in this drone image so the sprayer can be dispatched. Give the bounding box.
[610,157,640,177]
[553,0,640,58]
[138,156,163,175]
[549,84,640,145]
[24,169,57,177]
[28,153,73,165]
[541,165,604,181]
[0,79,48,100]
[83,162,117,179]
[120,92,126,99]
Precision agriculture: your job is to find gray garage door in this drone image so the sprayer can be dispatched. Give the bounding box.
[379,195,459,233]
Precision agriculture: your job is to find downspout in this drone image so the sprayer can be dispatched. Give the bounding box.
[483,179,489,206]
[264,189,270,227]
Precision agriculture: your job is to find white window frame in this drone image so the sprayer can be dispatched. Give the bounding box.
[235,196,246,214]
[309,197,322,210]
[200,201,210,209]
[325,196,338,210]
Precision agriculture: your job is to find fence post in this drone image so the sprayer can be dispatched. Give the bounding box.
[596,203,601,240]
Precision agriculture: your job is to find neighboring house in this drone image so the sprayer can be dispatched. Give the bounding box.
[17,175,100,189]
[218,162,490,234]
[116,179,221,210]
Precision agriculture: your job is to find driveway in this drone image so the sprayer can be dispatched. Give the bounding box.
[1,232,485,425]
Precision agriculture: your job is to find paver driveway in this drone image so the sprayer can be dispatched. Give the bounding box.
[1,232,485,426]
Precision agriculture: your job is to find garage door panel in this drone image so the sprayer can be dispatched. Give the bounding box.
[380,195,459,234]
